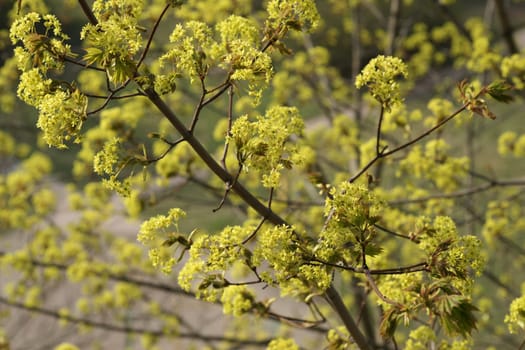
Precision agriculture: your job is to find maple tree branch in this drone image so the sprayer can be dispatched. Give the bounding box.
[388,177,525,205]
[494,0,519,54]
[137,3,170,70]
[0,296,272,347]
[78,0,98,26]
[325,285,371,350]
[143,87,287,227]
[349,103,467,183]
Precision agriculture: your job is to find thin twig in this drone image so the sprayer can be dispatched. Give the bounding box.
[376,106,385,156]
[392,336,399,350]
[519,337,525,350]
[87,79,135,115]
[388,177,525,205]
[213,165,243,212]
[374,223,420,243]
[220,85,235,172]
[351,3,364,173]
[242,217,267,244]
[482,270,519,298]
[432,0,470,38]
[136,3,170,70]
[0,251,330,332]
[369,263,428,275]
[324,285,371,350]
[0,296,272,346]
[0,251,192,296]
[86,91,117,115]
[84,92,145,99]
[349,103,467,183]
[497,234,525,256]
[267,307,326,328]
[63,56,105,71]
[494,0,519,54]
[202,83,231,107]
[360,245,401,307]
[309,257,428,275]
[189,77,207,133]
[363,267,402,307]
[385,0,402,56]
[78,0,98,25]
[269,197,323,208]
[145,137,185,164]
[302,34,337,120]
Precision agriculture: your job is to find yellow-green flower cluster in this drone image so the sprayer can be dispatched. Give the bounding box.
[93,137,121,177]
[403,23,435,78]
[31,188,56,216]
[0,57,18,113]
[10,13,87,148]
[417,216,457,254]
[272,46,351,107]
[446,235,486,278]
[404,325,436,350]
[220,285,256,316]
[498,131,525,157]
[506,290,525,333]
[482,200,524,248]
[178,225,249,300]
[81,0,144,84]
[155,142,196,179]
[113,282,143,308]
[465,19,501,73]
[216,15,259,49]
[0,149,53,230]
[160,21,213,81]
[266,0,320,33]
[418,216,486,288]
[111,237,144,265]
[160,15,273,103]
[15,68,50,108]
[266,338,299,350]
[77,69,106,95]
[138,208,185,245]
[100,101,145,130]
[154,73,178,96]
[355,55,408,109]
[229,106,304,188]
[137,208,186,273]
[501,53,525,89]
[67,260,107,282]
[148,247,176,275]
[253,225,330,297]
[317,182,384,264]
[325,326,350,349]
[23,285,42,308]
[73,128,115,178]
[431,21,471,68]
[216,16,273,103]
[376,273,422,308]
[1,132,21,156]
[27,227,61,262]
[16,67,87,148]
[175,0,252,24]
[54,343,79,350]
[37,86,87,148]
[397,139,469,192]
[305,114,358,168]
[73,100,145,179]
[92,137,135,196]
[10,12,72,73]
[426,98,455,126]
